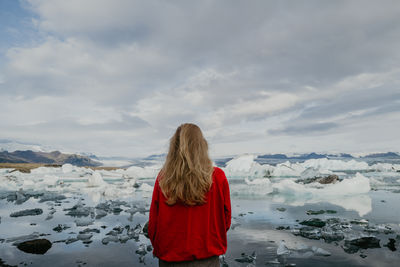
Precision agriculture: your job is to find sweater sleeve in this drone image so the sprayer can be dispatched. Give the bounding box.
[221,169,231,232]
[148,174,160,245]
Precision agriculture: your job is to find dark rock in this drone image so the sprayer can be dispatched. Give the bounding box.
[143,221,149,238]
[135,244,147,256]
[16,239,52,254]
[297,175,340,185]
[39,192,66,203]
[350,219,369,225]
[321,229,345,242]
[64,203,92,217]
[384,238,396,251]
[79,228,100,234]
[276,208,286,212]
[344,237,381,253]
[65,237,78,244]
[112,207,123,215]
[299,218,326,228]
[318,175,339,184]
[101,236,119,245]
[306,210,325,215]
[298,227,321,240]
[53,224,70,233]
[234,251,256,264]
[77,234,93,241]
[10,208,43,217]
[95,209,107,219]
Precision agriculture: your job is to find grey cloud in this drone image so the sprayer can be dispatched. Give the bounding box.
[269,122,339,136]
[0,0,399,156]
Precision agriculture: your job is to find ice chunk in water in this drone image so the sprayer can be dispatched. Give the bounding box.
[87,171,107,187]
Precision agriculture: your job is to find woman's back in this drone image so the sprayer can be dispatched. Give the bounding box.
[148,166,231,262]
[147,123,231,265]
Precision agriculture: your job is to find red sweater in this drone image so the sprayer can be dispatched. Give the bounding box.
[148,166,231,262]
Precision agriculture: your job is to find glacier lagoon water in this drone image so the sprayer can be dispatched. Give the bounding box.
[0,155,400,266]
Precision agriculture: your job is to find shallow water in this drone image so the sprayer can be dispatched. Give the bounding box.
[1,161,400,266]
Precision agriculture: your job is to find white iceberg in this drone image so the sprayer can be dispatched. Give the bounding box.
[87,171,107,187]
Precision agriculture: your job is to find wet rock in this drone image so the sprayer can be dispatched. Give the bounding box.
[64,203,92,217]
[299,218,326,228]
[39,192,66,203]
[127,224,142,242]
[135,244,148,263]
[65,237,78,244]
[276,208,286,212]
[79,228,100,234]
[74,218,94,227]
[17,239,52,254]
[95,209,107,219]
[321,229,345,242]
[350,219,369,225]
[298,227,321,240]
[384,238,396,251]
[10,208,43,217]
[135,244,147,256]
[143,221,149,238]
[343,237,381,253]
[77,234,93,241]
[112,226,124,234]
[306,210,325,215]
[112,207,123,215]
[306,210,337,215]
[101,236,119,245]
[53,224,70,232]
[234,251,256,263]
[7,190,31,205]
[297,175,339,185]
[318,175,339,184]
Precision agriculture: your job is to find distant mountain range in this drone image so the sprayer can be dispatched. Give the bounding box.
[1,138,399,167]
[0,150,102,167]
[257,152,400,160]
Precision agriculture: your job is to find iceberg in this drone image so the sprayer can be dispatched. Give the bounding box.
[87,171,107,187]
[272,173,370,196]
[223,154,272,178]
[271,173,372,216]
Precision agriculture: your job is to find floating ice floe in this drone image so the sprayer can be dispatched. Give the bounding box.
[277,241,331,258]
[272,173,370,196]
[87,171,107,187]
[223,154,400,179]
[224,154,272,178]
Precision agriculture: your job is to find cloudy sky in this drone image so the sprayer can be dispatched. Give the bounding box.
[0,0,399,157]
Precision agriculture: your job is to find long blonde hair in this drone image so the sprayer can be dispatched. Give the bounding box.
[159,123,213,206]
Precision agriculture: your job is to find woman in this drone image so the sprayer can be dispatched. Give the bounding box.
[148,123,231,267]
